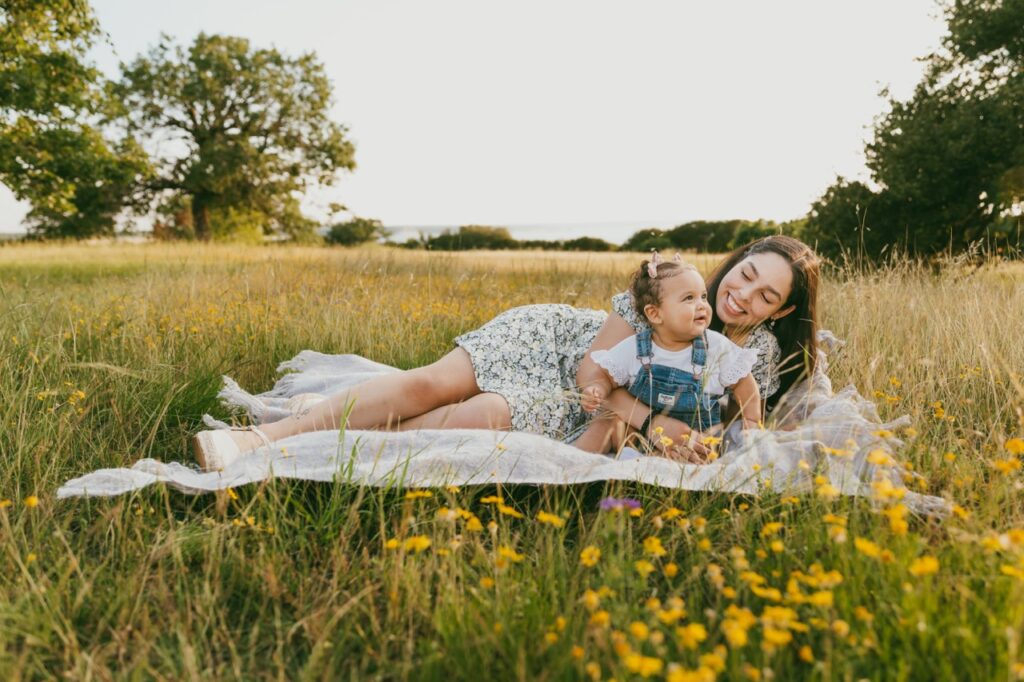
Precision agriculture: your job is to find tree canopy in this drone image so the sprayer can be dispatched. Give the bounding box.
[0,0,148,236]
[112,33,356,240]
[807,0,1023,258]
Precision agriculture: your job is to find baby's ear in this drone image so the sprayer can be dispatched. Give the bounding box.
[643,304,662,325]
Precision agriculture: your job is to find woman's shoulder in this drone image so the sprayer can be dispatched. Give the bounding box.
[745,325,781,358]
[611,291,648,333]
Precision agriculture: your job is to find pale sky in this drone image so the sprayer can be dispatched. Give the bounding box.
[0,0,948,239]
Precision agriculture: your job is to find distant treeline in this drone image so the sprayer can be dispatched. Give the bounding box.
[325,219,805,253]
[3,1,1021,261]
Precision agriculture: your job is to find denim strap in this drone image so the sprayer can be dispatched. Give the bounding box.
[635,329,654,369]
[691,334,707,367]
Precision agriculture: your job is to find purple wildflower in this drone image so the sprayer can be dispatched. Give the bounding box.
[599,496,642,512]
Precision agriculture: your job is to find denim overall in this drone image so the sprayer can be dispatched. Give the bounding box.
[627,329,721,430]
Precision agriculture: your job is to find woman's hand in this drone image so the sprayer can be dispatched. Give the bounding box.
[649,414,710,460]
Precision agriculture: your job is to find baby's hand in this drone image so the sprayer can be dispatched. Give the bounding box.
[581,386,606,413]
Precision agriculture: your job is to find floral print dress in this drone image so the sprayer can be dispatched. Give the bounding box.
[454,292,782,440]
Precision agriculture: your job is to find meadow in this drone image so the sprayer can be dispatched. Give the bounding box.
[1,243,1023,680]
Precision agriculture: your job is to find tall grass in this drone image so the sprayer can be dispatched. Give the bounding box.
[0,243,1022,680]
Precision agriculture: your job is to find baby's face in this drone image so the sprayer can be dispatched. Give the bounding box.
[649,269,713,340]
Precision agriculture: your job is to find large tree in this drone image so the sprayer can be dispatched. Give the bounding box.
[808,0,1023,258]
[113,33,356,240]
[0,0,147,236]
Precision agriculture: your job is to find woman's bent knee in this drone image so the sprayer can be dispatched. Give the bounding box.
[404,348,481,407]
[476,392,511,429]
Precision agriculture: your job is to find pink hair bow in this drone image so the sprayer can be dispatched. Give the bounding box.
[647,250,662,278]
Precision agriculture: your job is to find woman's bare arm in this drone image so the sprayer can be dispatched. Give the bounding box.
[575,312,636,389]
[730,374,762,428]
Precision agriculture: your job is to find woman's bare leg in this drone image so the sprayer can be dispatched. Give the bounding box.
[397,392,511,431]
[229,348,483,449]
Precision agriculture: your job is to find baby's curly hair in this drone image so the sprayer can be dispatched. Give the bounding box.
[631,258,698,323]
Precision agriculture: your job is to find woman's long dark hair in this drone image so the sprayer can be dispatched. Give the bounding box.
[705,235,821,413]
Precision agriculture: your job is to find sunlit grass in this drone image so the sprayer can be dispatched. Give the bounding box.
[1,243,1022,679]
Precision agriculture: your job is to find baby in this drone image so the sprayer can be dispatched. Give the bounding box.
[574,254,762,456]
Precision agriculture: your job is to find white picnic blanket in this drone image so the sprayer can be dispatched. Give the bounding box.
[57,350,950,516]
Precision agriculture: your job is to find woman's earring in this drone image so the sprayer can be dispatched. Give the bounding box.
[767,317,777,331]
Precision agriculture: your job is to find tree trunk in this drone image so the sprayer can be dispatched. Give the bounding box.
[192,194,211,241]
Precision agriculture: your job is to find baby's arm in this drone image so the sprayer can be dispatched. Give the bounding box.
[729,373,762,429]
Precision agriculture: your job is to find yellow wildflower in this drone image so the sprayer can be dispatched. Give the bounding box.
[643,535,667,557]
[404,490,433,500]
[831,619,850,637]
[580,545,601,567]
[23,495,39,508]
[1005,438,1024,456]
[854,537,881,559]
[806,590,834,607]
[465,516,484,532]
[993,458,1022,474]
[628,621,650,640]
[497,503,524,518]
[908,555,939,577]
[870,478,906,501]
[761,626,792,650]
[676,623,707,650]
[1000,565,1024,580]
[815,478,840,500]
[760,522,784,537]
[588,610,610,627]
[403,536,431,553]
[536,511,565,527]
[581,589,601,611]
[480,577,495,589]
[867,449,895,466]
[570,645,584,660]
[497,545,525,563]
[480,495,503,505]
[882,503,909,535]
[623,654,663,678]
[854,606,874,622]
[798,645,814,663]
[664,562,679,578]
[634,560,656,577]
[657,606,687,625]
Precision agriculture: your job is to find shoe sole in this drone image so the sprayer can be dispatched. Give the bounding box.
[191,432,219,471]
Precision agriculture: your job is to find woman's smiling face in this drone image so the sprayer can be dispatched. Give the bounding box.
[715,252,796,329]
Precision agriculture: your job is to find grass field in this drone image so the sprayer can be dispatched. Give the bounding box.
[1,243,1023,680]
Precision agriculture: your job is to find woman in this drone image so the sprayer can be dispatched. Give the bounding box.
[193,236,821,469]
